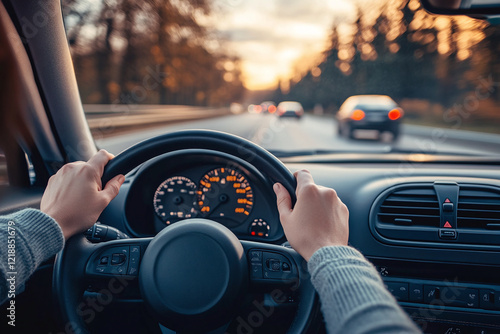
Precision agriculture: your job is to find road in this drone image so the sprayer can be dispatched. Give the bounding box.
[96,113,500,157]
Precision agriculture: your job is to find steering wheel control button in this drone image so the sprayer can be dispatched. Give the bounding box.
[249,250,263,278]
[267,259,281,271]
[263,253,285,278]
[128,246,141,275]
[282,262,291,272]
[111,253,126,265]
[248,251,298,281]
[250,263,263,278]
[249,250,262,262]
[89,246,131,276]
[139,219,248,333]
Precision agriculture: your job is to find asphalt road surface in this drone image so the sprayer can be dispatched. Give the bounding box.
[96,113,500,157]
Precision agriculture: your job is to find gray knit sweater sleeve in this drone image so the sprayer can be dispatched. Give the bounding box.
[0,209,64,304]
[308,246,421,334]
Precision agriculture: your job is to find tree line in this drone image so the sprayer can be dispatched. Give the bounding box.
[273,0,500,129]
[63,0,245,106]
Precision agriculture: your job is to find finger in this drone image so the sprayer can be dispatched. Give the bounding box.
[295,169,315,191]
[87,149,113,176]
[273,183,292,217]
[100,174,125,203]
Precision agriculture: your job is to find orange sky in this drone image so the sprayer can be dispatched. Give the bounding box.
[210,0,362,90]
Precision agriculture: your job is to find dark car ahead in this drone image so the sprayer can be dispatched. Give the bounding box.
[336,95,403,140]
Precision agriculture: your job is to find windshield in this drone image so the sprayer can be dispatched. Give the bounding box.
[61,0,500,158]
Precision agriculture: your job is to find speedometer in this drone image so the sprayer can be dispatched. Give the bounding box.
[197,167,253,225]
[153,176,197,225]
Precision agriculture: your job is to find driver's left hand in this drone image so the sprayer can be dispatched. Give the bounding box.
[41,149,125,239]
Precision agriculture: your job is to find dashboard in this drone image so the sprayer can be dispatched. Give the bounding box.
[98,154,500,333]
[122,149,283,241]
[285,161,500,332]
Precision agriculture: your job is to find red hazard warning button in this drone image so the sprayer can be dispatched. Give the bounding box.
[443,221,452,228]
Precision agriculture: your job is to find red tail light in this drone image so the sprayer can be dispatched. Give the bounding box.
[351,109,365,121]
[388,108,403,120]
[268,105,276,114]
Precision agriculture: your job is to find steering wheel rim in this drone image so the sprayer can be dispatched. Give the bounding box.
[54,130,317,334]
[101,129,297,204]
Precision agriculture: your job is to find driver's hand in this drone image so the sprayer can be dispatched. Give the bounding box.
[273,169,349,261]
[41,149,125,240]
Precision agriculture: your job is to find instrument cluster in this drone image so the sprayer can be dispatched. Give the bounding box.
[124,151,282,241]
[153,167,254,226]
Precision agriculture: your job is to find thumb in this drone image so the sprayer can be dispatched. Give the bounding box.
[101,174,125,203]
[273,183,292,217]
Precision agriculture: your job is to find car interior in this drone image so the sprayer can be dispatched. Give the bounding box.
[1,0,500,333]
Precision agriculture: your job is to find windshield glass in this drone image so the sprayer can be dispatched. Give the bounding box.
[61,0,500,157]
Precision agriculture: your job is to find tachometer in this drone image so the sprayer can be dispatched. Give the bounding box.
[153,176,197,225]
[197,167,253,224]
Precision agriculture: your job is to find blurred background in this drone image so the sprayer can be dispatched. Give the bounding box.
[61,0,500,141]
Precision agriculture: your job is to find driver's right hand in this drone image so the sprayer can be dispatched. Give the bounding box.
[273,169,349,261]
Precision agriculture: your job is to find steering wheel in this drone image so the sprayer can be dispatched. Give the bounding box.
[53,130,318,333]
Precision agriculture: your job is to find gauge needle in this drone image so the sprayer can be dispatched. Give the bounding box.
[207,194,228,218]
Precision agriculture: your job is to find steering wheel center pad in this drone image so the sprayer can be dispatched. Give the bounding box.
[139,219,247,332]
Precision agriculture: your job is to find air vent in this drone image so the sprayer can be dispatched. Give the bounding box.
[371,183,500,248]
[378,187,439,227]
[458,186,500,230]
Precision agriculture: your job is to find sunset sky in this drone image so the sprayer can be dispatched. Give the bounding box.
[211,0,364,90]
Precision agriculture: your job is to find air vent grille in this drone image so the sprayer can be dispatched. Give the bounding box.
[372,183,500,248]
[378,187,439,227]
[458,187,500,229]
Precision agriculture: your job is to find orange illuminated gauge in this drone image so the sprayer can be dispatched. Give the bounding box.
[197,167,253,224]
[153,176,197,225]
[249,219,270,238]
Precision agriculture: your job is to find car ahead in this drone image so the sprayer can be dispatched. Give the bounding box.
[276,101,304,118]
[336,95,403,140]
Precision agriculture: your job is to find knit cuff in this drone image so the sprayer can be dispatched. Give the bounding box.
[308,245,368,271]
[308,246,395,320]
[7,208,64,269]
